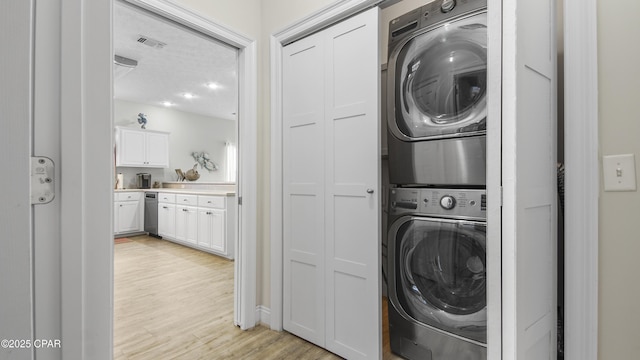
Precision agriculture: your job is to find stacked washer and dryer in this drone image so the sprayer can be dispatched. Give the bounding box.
[386,0,488,359]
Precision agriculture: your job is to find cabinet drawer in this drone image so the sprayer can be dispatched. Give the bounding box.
[158,192,176,203]
[198,195,225,209]
[176,194,198,206]
[115,192,142,201]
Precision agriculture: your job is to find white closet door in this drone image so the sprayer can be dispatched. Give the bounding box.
[282,30,326,347]
[501,0,557,358]
[323,8,380,360]
[282,8,381,359]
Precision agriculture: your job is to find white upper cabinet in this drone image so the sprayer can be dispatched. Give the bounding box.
[115,127,169,168]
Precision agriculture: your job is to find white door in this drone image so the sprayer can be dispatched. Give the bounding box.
[501,0,557,358]
[1,2,36,359]
[282,29,327,347]
[282,8,380,360]
[323,9,380,360]
[1,1,112,359]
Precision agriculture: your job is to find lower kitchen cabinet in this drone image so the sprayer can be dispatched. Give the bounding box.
[157,192,235,259]
[158,202,176,239]
[197,208,225,253]
[114,191,144,235]
[175,205,198,245]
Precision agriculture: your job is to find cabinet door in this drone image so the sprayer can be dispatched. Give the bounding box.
[145,132,169,167]
[198,208,225,253]
[176,205,197,244]
[158,203,176,239]
[116,201,140,233]
[117,128,146,166]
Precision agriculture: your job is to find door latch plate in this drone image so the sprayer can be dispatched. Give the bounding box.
[31,156,55,204]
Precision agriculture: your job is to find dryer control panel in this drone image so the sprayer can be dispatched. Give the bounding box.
[389,188,486,220]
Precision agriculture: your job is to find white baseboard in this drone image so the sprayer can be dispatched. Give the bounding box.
[255,305,271,326]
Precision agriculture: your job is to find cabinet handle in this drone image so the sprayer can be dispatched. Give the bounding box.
[206,211,212,215]
[162,206,168,209]
[366,189,374,194]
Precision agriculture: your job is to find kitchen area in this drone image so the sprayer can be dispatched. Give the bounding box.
[112,0,239,259]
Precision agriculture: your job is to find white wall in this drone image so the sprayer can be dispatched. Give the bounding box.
[597,0,640,358]
[114,99,236,185]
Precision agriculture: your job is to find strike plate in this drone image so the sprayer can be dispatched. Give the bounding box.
[31,156,55,205]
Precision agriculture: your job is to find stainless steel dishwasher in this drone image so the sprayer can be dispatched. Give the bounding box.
[144,192,159,237]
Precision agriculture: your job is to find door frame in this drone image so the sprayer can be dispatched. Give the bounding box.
[563,0,599,358]
[117,0,258,330]
[63,0,258,356]
[269,0,384,332]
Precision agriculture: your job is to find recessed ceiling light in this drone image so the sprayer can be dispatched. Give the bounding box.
[183,93,195,99]
[206,82,221,90]
[162,101,174,107]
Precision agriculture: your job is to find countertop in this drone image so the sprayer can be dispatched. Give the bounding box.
[114,188,236,197]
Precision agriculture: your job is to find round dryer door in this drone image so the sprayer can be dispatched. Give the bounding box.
[389,12,487,140]
[389,216,487,343]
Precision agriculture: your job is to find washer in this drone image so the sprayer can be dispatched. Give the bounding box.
[388,187,487,359]
[387,0,487,187]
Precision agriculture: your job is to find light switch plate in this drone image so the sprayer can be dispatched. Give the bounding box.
[603,154,637,191]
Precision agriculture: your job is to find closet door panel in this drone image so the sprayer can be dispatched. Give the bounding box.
[323,8,381,360]
[282,31,326,347]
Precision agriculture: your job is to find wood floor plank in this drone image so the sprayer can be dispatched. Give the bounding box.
[115,235,402,359]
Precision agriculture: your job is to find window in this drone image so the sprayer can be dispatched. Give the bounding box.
[225,141,237,183]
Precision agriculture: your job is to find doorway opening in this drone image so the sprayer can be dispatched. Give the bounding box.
[111,1,257,356]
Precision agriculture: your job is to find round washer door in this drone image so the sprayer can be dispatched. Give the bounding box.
[389,216,487,343]
[389,12,487,140]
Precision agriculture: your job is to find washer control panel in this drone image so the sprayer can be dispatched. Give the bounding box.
[441,0,456,13]
[390,188,486,220]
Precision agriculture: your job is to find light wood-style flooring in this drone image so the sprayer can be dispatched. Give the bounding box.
[115,235,402,359]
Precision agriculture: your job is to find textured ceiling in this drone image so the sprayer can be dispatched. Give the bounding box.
[114,2,238,120]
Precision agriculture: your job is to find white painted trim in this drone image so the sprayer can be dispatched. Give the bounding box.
[124,0,254,47]
[256,305,272,326]
[237,39,258,329]
[274,0,382,45]
[486,0,502,359]
[61,0,113,358]
[269,34,284,332]
[563,0,599,359]
[269,0,382,332]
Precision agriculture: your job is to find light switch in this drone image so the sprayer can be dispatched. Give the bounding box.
[603,154,637,191]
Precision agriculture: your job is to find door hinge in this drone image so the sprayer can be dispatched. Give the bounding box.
[500,186,504,207]
[238,196,242,206]
[31,156,55,205]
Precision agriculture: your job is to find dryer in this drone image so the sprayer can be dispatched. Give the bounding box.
[388,187,487,359]
[387,0,487,187]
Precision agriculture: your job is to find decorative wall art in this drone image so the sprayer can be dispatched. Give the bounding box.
[192,151,218,172]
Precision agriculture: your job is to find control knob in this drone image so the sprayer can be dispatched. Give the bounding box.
[440,195,456,210]
[441,0,456,13]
